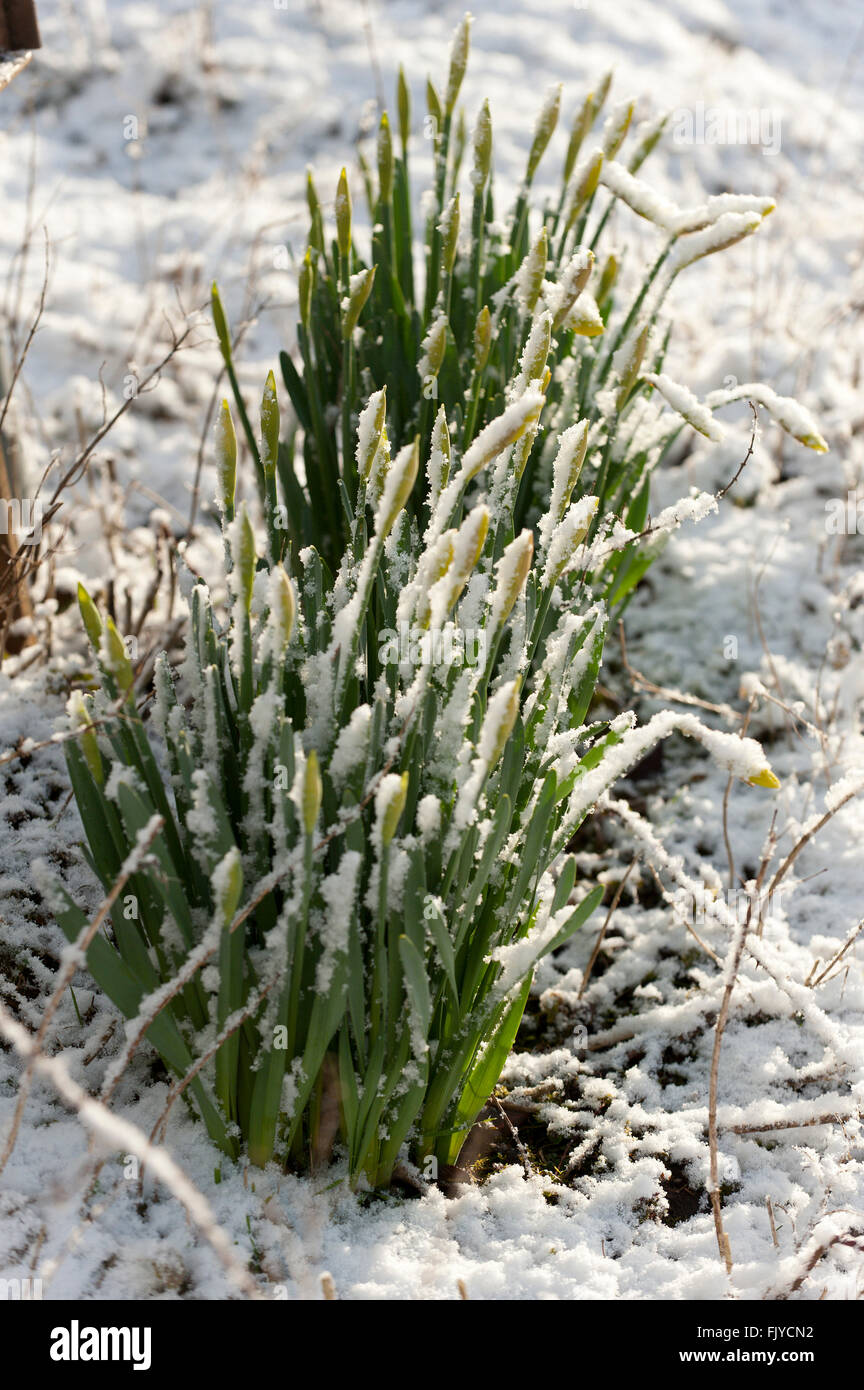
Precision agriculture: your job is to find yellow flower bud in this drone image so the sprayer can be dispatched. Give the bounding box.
[472,99,492,188]
[260,371,279,476]
[445,13,472,116]
[380,771,409,845]
[439,192,460,274]
[214,399,237,517]
[341,266,376,339]
[748,768,780,790]
[302,750,323,834]
[397,67,411,151]
[271,566,296,648]
[211,282,230,362]
[377,439,419,538]
[335,167,352,258]
[526,85,561,183]
[104,616,134,694]
[563,91,594,185]
[77,582,103,652]
[473,304,492,371]
[298,248,314,329]
[378,112,394,204]
[516,228,548,316]
[233,504,257,613]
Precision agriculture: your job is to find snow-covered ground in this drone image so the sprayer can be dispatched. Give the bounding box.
[1,0,863,1299]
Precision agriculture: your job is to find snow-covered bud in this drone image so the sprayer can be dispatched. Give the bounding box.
[515,228,548,316]
[443,505,489,611]
[415,529,456,628]
[592,70,613,119]
[601,98,634,160]
[260,370,280,475]
[232,504,257,613]
[565,148,604,231]
[489,530,533,631]
[302,750,323,834]
[439,193,460,274]
[335,167,352,258]
[543,495,599,587]
[473,304,492,371]
[479,677,522,770]
[68,690,103,785]
[526,85,561,183]
[667,212,762,273]
[270,566,296,648]
[461,390,544,481]
[445,13,472,116]
[644,373,724,443]
[563,292,604,337]
[356,387,388,482]
[552,247,594,327]
[341,266,376,339]
[377,112,394,204]
[376,771,409,846]
[214,847,244,925]
[419,315,448,384]
[376,439,419,538]
[514,312,552,393]
[472,99,492,188]
[427,406,451,497]
[540,420,590,553]
[214,399,237,517]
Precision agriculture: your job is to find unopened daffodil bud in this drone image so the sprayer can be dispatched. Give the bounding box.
[232,504,257,613]
[104,616,134,694]
[271,565,296,648]
[341,266,376,339]
[335,168,352,258]
[472,99,492,188]
[397,67,411,152]
[379,771,409,845]
[377,439,419,538]
[214,399,237,518]
[302,750,323,834]
[526,85,561,184]
[378,113,394,204]
[260,371,279,476]
[211,282,231,362]
[563,91,595,185]
[473,304,492,371]
[439,193,460,274]
[444,13,471,116]
[515,228,548,316]
[77,582,103,652]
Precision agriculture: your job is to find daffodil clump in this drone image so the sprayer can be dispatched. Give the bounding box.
[56,363,782,1187]
[211,13,825,578]
[53,20,820,1188]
